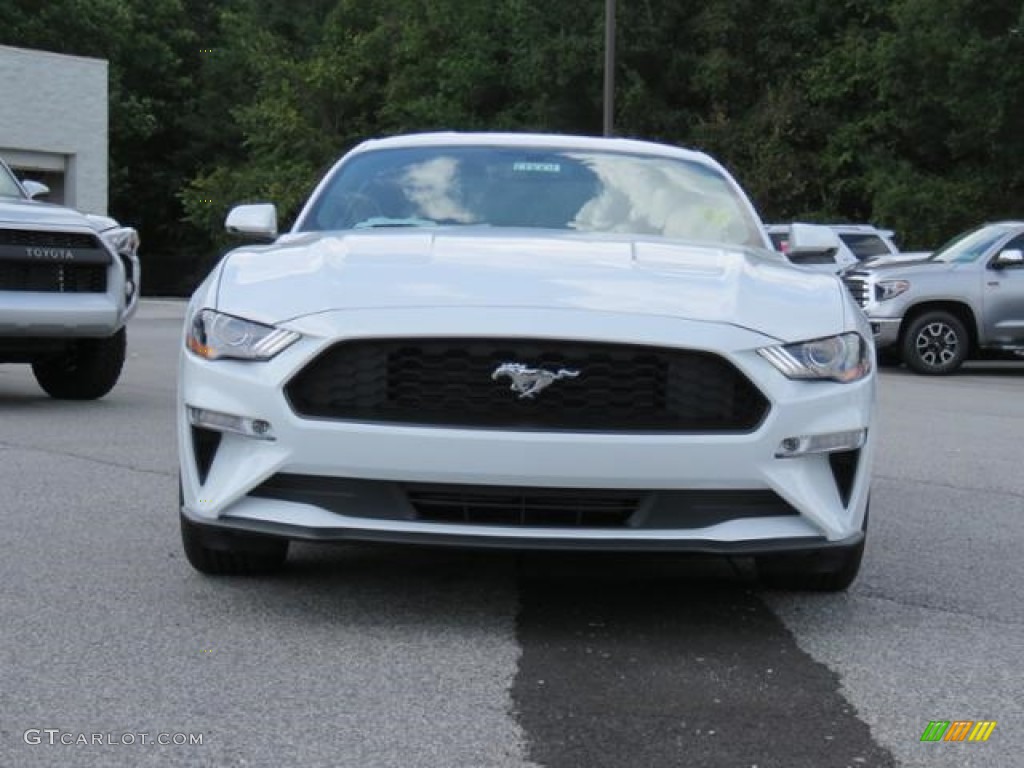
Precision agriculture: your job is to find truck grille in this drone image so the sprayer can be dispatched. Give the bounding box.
[285,338,769,432]
[842,274,869,308]
[0,229,101,249]
[0,262,107,292]
[0,227,110,293]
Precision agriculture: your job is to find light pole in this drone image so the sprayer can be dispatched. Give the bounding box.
[603,0,616,136]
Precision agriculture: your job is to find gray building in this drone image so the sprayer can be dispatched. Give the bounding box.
[0,45,108,214]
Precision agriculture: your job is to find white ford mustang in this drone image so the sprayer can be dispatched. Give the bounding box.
[178,132,875,590]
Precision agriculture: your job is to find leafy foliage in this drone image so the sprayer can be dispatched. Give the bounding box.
[3,0,1023,288]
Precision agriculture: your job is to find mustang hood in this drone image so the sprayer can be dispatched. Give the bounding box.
[216,230,845,342]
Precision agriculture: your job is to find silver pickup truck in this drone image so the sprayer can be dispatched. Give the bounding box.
[0,159,139,398]
[841,221,1024,374]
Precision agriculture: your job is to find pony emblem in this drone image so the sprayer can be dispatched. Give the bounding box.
[492,362,580,399]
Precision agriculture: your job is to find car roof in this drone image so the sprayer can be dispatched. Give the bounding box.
[350,131,716,166]
[982,220,1024,228]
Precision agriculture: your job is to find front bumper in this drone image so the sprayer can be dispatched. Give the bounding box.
[0,258,136,337]
[178,307,875,552]
[180,501,865,555]
[0,291,126,337]
[868,317,901,349]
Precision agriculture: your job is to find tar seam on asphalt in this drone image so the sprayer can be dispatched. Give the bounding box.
[512,552,897,768]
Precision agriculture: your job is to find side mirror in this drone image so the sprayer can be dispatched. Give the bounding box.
[21,179,50,199]
[788,222,842,250]
[225,203,278,240]
[785,222,844,268]
[787,247,838,266]
[992,248,1024,269]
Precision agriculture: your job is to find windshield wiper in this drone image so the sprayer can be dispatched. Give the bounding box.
[353,217,439,229]
[352,217,487,229]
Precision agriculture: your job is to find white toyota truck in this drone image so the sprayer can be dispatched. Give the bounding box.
[0,158,139,399]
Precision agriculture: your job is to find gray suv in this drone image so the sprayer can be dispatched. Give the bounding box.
[842,221,1024,374]
[0,159,139,398]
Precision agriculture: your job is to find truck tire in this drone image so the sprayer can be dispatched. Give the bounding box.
[901,311,968,375]
[757,506,868,592]
[32,327,127,400]
[757,538,864,591]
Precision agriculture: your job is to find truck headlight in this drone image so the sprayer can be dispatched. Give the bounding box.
[876,280,909,301]
[100,226,140,256]
[186,309,300,361]
[758,332,872,383]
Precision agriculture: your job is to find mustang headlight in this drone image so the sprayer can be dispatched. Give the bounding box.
[758,332,871,383]
[875,279,909,301]
[186,309,300,361]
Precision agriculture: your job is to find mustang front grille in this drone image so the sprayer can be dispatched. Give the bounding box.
[285,338,769,432]
[0,262,107,293]
[247,475,800,529]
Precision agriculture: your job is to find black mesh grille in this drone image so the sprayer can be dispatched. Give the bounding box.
[0,229,101,249]
[285,338,769,432]
[407,486,640,527]
[246,474,800,530]
[0,261,107,292]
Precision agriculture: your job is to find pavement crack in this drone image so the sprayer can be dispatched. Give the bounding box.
[0,440,174,478]
[874,472,1024,501]
[855,589,1023,627]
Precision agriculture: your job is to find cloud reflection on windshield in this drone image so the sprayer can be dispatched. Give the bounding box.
[400,157,477,223]
[569,153,753,244]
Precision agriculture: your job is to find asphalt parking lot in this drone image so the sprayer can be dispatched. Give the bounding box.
[1,299,1021,768]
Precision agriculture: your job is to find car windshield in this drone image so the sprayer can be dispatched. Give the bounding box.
[929,224,1017,263]
[0,163,24,199]
[299,145,765,247]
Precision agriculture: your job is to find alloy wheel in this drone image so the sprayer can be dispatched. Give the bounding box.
[914,321,959,367]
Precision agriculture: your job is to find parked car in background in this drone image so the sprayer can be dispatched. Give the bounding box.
[178,132,875,591]
[768,223,905,272]
[0,158,140,399]
[842,221,1024,374]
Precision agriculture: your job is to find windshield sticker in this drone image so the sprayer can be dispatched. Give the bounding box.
[513,161,561,173]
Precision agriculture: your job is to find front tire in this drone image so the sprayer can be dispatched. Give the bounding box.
[757,508,868,592]
[876,348,902,368]
[180,513,289,575]
[756,539,864,591]
[901,311,968,375]
[32,327,127,399]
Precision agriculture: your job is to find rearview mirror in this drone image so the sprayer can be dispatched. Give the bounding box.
[225,203,278,240]
[993,248,1023,268]
[21,179,50,199]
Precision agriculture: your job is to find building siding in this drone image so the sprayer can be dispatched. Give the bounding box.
[0,45,108,215]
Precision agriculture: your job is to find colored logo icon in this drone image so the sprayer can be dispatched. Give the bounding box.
[921,721,996,742]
